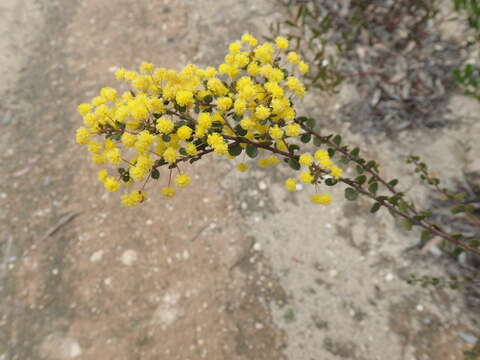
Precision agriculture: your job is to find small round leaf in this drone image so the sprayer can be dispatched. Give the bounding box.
[344,188,358,201]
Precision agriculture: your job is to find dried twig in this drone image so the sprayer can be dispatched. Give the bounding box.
[38,212,80,242]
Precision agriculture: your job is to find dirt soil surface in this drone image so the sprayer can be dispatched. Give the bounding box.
[1,1,479,360]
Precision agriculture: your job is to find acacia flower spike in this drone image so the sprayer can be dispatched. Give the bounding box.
[75,35,338,206]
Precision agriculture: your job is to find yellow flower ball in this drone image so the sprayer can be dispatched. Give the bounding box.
[175,173,191,188]
[156,117,175,134]
[299,153,313,167]
[285,123,301,137]
[236,163,249,172]
[269,125,284,140]
[77,103,92,116]
[140,61,154,74]
[285,178,297,192]
[176,90,194,107]
[275,36,289,50]
[331,166,343,179]
[161,187,176,198]
[104,177,120,192]
[310,194,332,205]
[299,171,313,184]
[177,125,193,140]
[255,105,271,120]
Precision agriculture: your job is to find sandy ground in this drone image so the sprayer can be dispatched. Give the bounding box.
[1,1,479,360]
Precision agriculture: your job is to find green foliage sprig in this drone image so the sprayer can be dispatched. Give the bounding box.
[453,0,480,31]
[406,273,475,289]
[407,155,480,257]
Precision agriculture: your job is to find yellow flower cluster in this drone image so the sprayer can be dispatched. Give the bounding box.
[75,34,338,206]
[283,148,342,204]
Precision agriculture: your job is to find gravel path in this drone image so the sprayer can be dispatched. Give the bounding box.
[1,1,479,359]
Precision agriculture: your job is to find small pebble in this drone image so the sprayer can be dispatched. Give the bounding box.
[385,273,394,281]
[121,250,137,266]
[2,111,12,125]
[458,332,478,344]
[90,250,104,263]
[258,181,267,190]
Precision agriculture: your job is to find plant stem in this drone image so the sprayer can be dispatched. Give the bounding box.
[297,121,480,256]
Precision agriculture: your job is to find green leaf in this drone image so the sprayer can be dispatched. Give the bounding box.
[300,133,311,143]
[332,135,342,146]
[386,194,398,206]
[344,188,358,201]
[234,125,247,136]
[350,147,360,158]
[403,219,413,231]
[366,160,377,170]
[305,118,315,128]
[162,134,171,142]
[398,200,409,213]
[246,145,258,158]
[325,178,338,186]
[450,205,466,214]
[469,239,480,248]
[370,202,381,213]
[151,168,160,179]
[368,182,378,195]
[387,208,397,218]
[313,137,323,146]
[413,211,432,221]
[355,175,367,185]
[356,165,364,174]
[340,156,349,164]
[450,233,463,240]
[228,143,243,156]
[288,158,301,170]
[420,230,431,242]
[288,144,300,153]
[388,179,399,187]
[452,247,464,257]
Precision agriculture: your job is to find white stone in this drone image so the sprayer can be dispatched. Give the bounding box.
[385,273,394,282]
[90,250,104,263]
[121,250,137,266]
